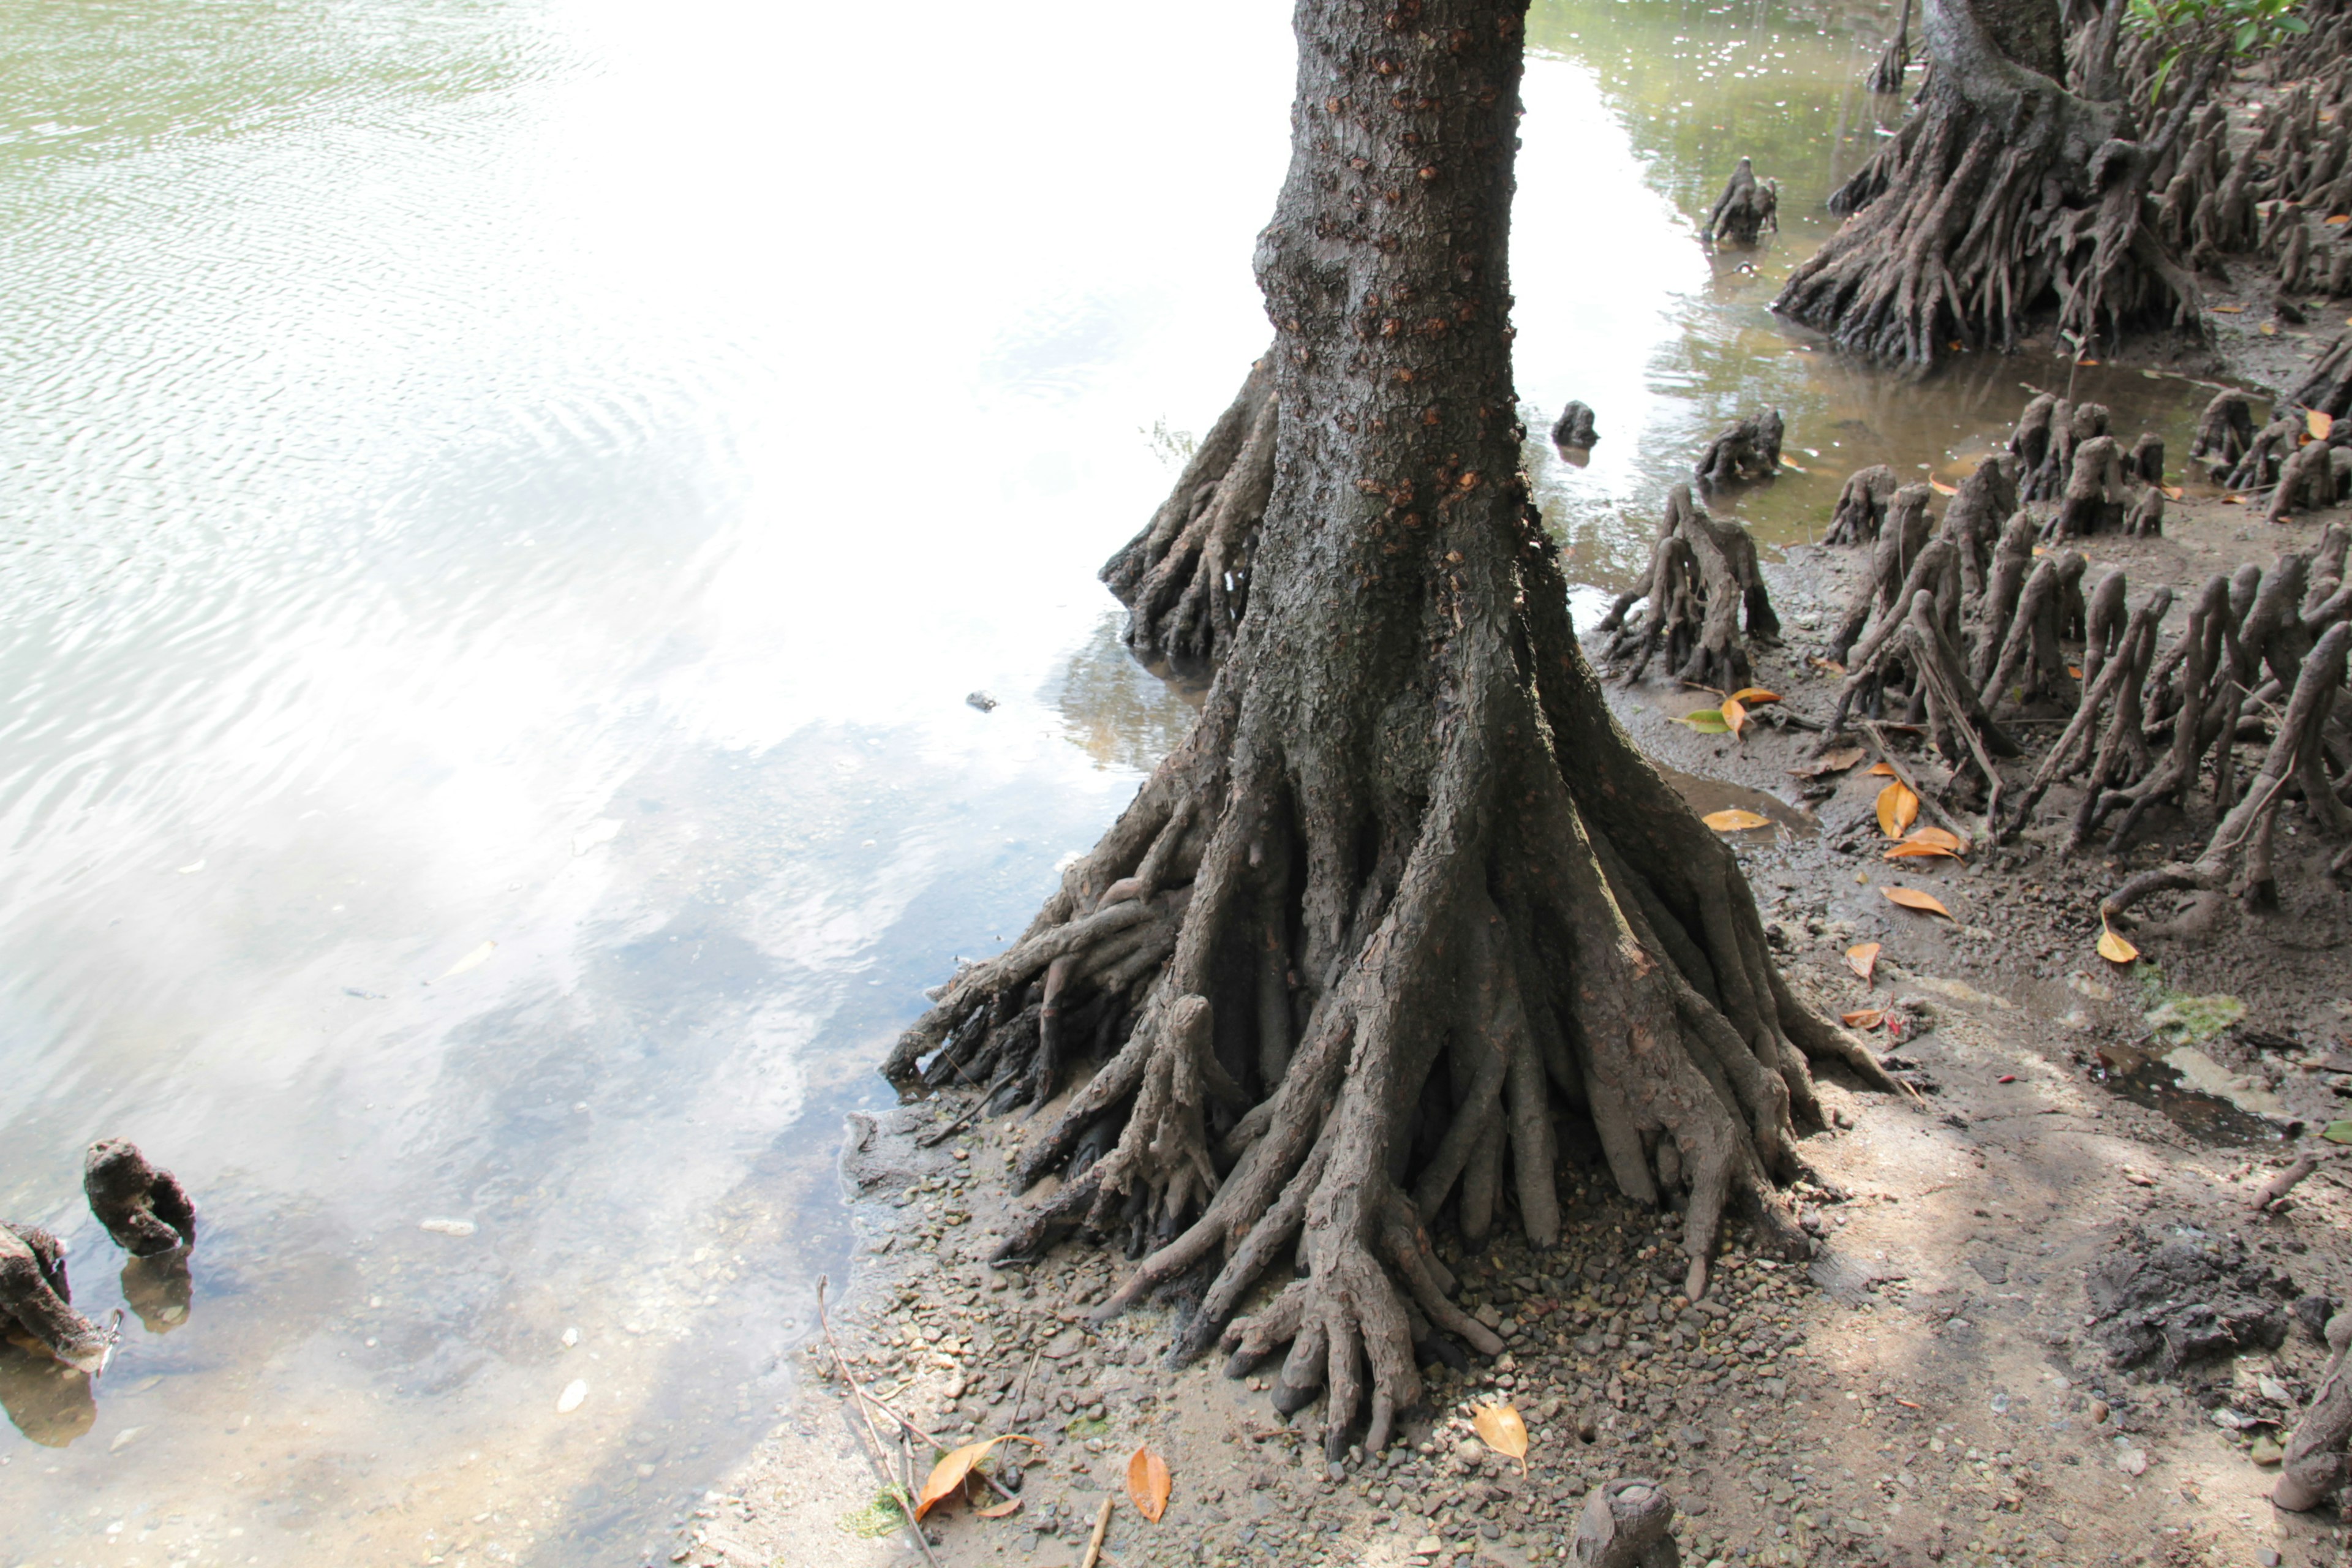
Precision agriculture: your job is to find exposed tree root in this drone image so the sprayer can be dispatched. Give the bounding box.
[83,1140,196,1257]
[2275,1311,2352,1513]
[1702,158,1779,246]
[2103,620,2351,931]
[1828,482,1936,665]
[2190,390,2256,476]
[1572,1479,1681,1567]
[1824,464,1901,546]
[888,0,1901,1461]
[1772,0,2201,367]
[1869,0,1914,96]
[1553,401,1599,449]
[1101,356,1278,680]
[1692,409,1784,489]
[0,1223,112,1376]
[1600,485,1781,689]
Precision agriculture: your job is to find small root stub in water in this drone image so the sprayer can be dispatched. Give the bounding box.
[1700,157,1778,247]
[1551,399,1598,449]
[84,1139,197,1257]
[0,1223,113,1376]
[1693,408,1784,489]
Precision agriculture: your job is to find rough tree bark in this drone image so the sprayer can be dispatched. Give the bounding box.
[885,0,1889,1458]
[1772,0,2199,366]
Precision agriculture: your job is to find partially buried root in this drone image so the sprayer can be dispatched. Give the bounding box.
[888,519,1893,1459]
[1597,483,1781,689]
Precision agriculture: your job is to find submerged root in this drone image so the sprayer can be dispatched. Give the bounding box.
[0,1223,113,1376]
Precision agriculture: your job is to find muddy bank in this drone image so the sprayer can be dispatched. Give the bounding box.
[677,453,2352,1568]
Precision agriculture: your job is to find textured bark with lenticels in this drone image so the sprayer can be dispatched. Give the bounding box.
[883,0,1893,1461]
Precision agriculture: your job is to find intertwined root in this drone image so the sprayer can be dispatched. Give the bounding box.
[889,510,1888,1458]
[1100,357,1277,680]
[1773,8,2199,368]
[1600,484,1781,689]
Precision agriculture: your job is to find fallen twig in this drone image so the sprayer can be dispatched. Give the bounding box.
[1079,1495,1115,1568]
[817,1276,941,1568]
[2254,1153,2334,1213]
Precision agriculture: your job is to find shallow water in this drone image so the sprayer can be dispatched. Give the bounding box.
[0,0,2261,1562]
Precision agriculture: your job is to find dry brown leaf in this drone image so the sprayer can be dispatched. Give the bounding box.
[1882,885,1953,918]
[1841,1008,1885,1030]
[1809,656,1847,675]
[1928,478,1959,496]
[2312,410,2336,440]
[2067,665,2084,680]
[1866,761,1896,776]
[1884,841,1958,859]
[978,1498,1024,1519]
[1471,1403,1529,1473]
[2097,924,2139,964]
[1787,745,1867,778]
[1903,826,1965,853]
[1728,687,1781,706]
[1875,781,1920,839]
[918,1436,1040,1519]
[1127,1444,1172,1522]
[1702,808,1773,832]
[1846,941,1880,983]
[2260,322,2280,336]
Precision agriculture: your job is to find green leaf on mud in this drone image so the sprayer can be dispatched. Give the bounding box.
[2322,1121,2352,1146]
[1675,708,1732,733]
[2144,991,2245,1047]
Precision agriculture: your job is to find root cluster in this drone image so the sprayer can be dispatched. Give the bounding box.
[1101,355,1277,680]
[1809,391,2352,943]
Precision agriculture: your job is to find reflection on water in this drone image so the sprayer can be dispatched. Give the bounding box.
[0,0,2270,1559]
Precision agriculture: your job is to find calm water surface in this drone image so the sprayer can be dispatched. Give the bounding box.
[0,1,2244,1562]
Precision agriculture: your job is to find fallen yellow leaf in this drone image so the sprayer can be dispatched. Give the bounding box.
[1809,656,1848,675]
[1882,886,1953,918]
[1866,761,1896,777]
[1781,458,1810,473]
[1471,1403,1529,1473]
[1876,781,1920,839]
[1884,841,1958,859]
[2211,304,2245,314]
[1702,808,1773,832]
[1928,478,1959,496]
[979,1498,1024,1518]
[1721,696,1749,736]
[2311,410,2335,440]
[1841,1008,1885,1030]
[2328,213,2350,224]
[1126,1444,1172,1521]
[1728,687,1781,706]
[2260,322,2280,336]
[2161,485,2184,500]
[918,1436,1042,1520]
[1903,826,1965,853]
[2097,923,2139,964]
[1846,941,1881,982]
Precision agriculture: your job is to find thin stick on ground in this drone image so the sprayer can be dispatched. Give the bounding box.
[1080,1495,1115,1568]
[2253,1153,2334,1215]
[816,1276,943,1568]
